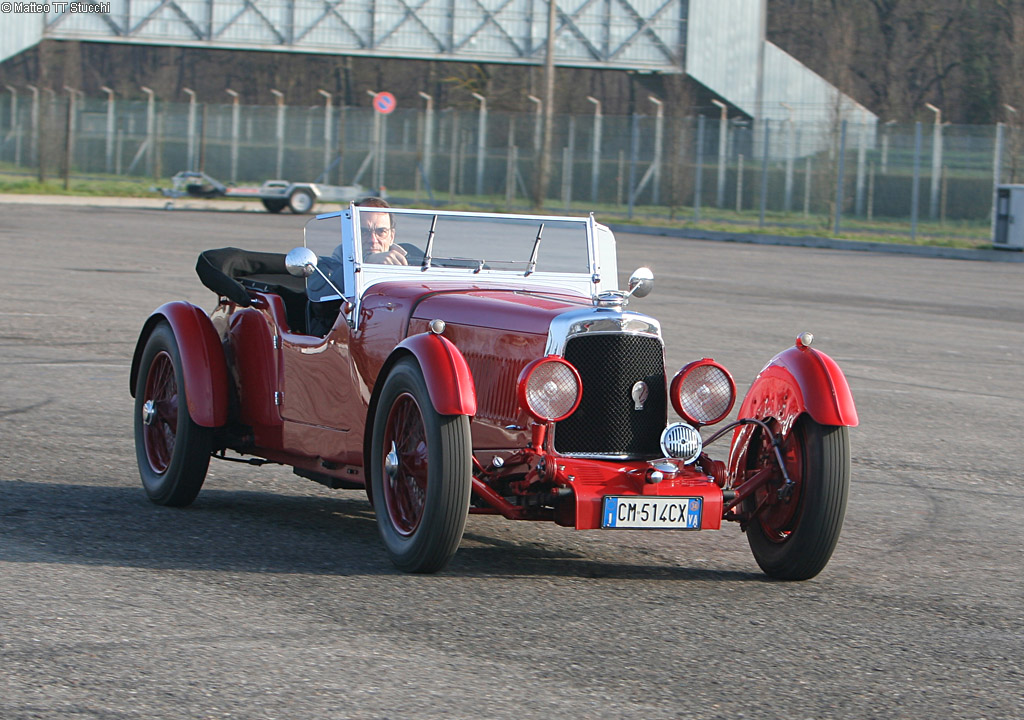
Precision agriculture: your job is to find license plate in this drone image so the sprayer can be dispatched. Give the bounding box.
[601,496,703,529]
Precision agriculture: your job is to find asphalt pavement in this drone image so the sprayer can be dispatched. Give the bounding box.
[1,202,1022,719]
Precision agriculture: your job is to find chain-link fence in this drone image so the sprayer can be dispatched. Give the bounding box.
[0,91,1016,241]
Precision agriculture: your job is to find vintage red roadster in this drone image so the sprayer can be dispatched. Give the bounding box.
[130,206,858,579]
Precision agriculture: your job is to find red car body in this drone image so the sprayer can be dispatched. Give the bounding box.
[130,207,858,578]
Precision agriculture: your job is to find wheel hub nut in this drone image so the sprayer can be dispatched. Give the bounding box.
[384,443,399,480]
[142,399,156,426]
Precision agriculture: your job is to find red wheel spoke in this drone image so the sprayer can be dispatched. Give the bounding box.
[750,424,804,543]
[142,351,178,475]
[382,393,429,536]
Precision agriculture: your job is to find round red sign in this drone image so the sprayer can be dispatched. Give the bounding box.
[373,92,397,115]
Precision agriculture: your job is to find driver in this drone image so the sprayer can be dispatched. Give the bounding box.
[358,197,408,265]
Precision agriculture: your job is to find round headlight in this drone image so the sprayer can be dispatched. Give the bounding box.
[517,357,582,423]
[670,359,736,426]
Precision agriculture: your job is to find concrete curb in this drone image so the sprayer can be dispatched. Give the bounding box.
[606,223,1024,263]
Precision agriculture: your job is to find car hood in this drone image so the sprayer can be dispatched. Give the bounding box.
[408,286,593,335]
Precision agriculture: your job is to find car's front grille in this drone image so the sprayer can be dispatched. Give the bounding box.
[554,333,666,457]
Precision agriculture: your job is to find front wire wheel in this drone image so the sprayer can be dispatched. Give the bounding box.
[133,322,212,506]
[744,416,850,581]
[370,358,472,573]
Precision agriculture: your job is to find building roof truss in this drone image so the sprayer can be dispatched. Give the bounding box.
[608,0,677,63]
[294,0,369,48]
[36,0,683,70]
[452,0,524,55]
[216,0,287,45]
[375,0,448,52]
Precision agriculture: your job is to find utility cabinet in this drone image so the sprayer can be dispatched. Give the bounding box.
[993,185,1024,250]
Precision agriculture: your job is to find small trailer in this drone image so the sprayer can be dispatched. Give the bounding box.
[157,171,368,214]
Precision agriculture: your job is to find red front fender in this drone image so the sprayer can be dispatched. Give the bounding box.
[129,302,230,428]
[736,343,858,430]
[727,341,857,482]
[392,333,477,417]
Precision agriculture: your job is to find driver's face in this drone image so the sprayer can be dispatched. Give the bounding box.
[361,212,394,254]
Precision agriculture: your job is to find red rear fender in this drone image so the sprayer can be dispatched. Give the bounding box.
[130,302,230,428]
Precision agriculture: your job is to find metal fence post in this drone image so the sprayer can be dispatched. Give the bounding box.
[881,120,893,174]
[528,94,542,157]
[616,149,624,206]
[562,145,571,211]
[564,115,575,209]
[855,114,867,215]
[62,87,78,189]
[141,86,155,179]
[649,96,663,205]
[712,99,727,208]
[586,96,602,203]
[911,121,922,242]
[100,86,114,173]
[379,112,388,192]
[271,89,285,178]
[834,119,847,235]
[759,121,769,228]
[183,88,197,171]
[694,115,705,222]
[448,110,459,203]
[736,154,744,212]
[418,91,434,191]
[991,122,1004,235]
[226,89,239,183]
[505,118,517,210]
[628,112,639,219]
[926,103,942,220]
[506,144,518,211]
[318,89,333,180]
[784,116,795,213]
[867,160,875,220]
[472,92,487,197]
[804,156,811,217]
[26,84,38,169]
[4,85,20,166]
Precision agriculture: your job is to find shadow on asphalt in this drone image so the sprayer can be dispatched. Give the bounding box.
[0,480,763,582]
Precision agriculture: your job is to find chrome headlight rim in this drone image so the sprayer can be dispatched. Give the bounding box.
[670,358,736,427]
[516,356,583,423]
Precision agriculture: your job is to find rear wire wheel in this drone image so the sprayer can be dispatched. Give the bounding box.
[370,358,471,573]
[744,416,849,580]
[133,322,212,506]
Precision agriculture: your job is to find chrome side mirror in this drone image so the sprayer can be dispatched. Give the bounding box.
[285,247,318,278]
[628,267,654,298]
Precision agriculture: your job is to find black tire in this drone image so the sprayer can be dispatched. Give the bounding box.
[133,322,212,506]
[288,189,315,214]
[262,198,287,213]
[745,417,850,581]
[370,358,472,573]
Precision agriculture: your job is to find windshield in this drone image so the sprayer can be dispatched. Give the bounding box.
[353,208,590,274]
[300,208,600,304]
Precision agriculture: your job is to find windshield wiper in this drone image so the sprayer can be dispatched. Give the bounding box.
[421,214,438,271]
[525,222,544,276]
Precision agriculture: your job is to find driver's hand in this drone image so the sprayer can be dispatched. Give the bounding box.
[367,245,408,265]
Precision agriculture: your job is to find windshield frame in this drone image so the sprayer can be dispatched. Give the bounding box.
[302,206,618,330]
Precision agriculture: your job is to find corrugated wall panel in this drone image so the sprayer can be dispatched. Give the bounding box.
[1,13,44,64]
[685,0,761,114]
